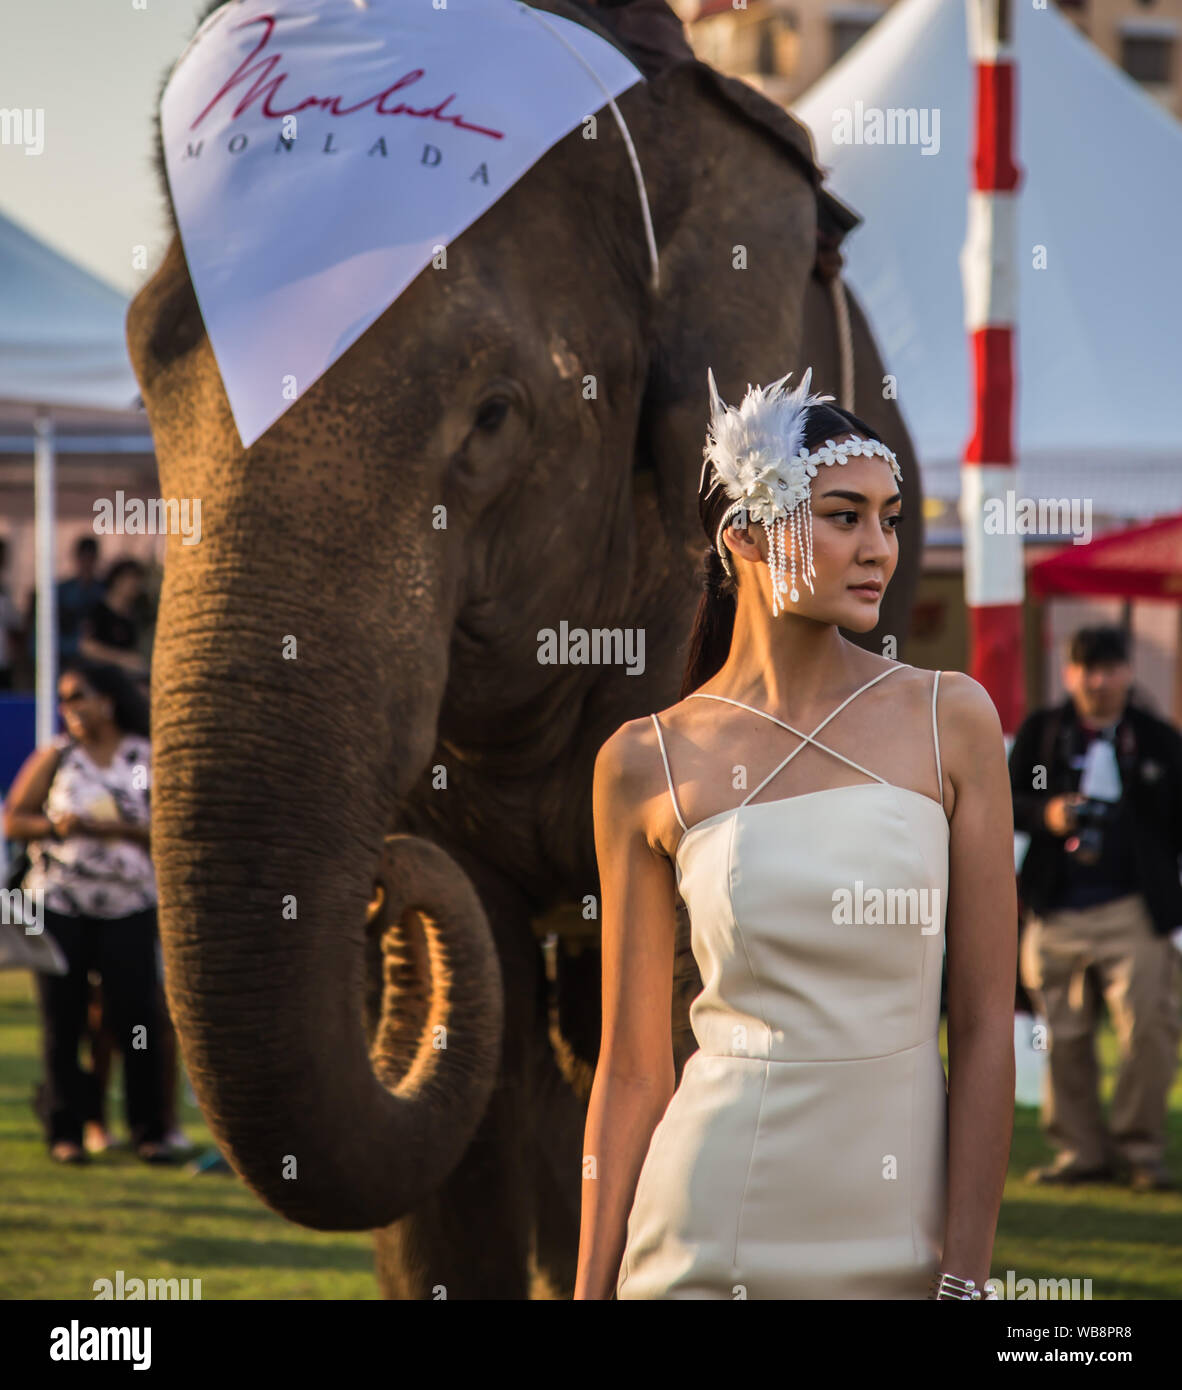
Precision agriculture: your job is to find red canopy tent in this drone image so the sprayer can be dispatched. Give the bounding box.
[1029,514,1182,601]
[1030,514,1182,724]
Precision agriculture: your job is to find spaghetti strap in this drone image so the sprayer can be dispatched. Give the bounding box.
[689,664,902,735]
[688,665,904,807]
[651,713,688,832]
[931,670,944,809]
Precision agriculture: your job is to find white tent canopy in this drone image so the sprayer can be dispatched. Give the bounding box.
[793,0,1182,518]
[0,205,146,745]
[0,206,141,415]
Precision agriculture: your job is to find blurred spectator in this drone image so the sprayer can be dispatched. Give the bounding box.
[55,537,103,665]
[0,537,21,692]
[77,976,189,1158]
[2,658,168,1163]
[80,559,148,679]
[1010,626,1182,1192]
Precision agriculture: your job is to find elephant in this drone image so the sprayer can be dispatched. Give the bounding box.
[126,0,924,1298]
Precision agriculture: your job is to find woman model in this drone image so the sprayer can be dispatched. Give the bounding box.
[575,369,1016,1299]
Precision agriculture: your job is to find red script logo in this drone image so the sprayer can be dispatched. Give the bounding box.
[189,13,505,140]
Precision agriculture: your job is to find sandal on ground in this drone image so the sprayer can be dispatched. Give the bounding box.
[1128,1165,1176,1193]
[50,1141,87,1164]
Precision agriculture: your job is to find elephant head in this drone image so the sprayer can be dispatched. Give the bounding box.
[127,0,918,1239]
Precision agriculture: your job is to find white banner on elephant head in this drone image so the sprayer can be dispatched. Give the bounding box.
[159,0,645,447]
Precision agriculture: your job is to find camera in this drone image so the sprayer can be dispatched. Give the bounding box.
[1064,797,1118,866]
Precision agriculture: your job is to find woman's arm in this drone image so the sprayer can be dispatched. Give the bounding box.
[939,672,1018,1290]
[2,744,64,841]
[574,721,680,1300]
[76,820,151,848]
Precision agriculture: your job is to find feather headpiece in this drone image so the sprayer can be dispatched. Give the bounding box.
[701,366,902,616]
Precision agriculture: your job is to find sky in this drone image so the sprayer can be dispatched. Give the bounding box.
[0,0,206,295]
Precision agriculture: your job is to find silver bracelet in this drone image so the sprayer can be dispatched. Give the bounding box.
[929,1271,999,1300]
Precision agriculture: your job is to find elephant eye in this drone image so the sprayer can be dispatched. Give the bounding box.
[474,396,511,433]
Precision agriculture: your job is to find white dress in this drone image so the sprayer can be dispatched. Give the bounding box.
[617,665,949,1299]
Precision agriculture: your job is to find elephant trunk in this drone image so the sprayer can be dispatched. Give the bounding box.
[151,559,502,1231]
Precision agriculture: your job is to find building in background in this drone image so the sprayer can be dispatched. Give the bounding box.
[672,0,1182,118]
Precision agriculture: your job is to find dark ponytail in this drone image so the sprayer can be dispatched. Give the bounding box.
[679,543,737,700]
[679,396,887,696]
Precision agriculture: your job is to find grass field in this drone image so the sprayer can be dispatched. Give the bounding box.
[2,969,1179,1300]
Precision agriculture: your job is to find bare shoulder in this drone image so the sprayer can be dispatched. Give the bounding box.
[935,669,1003,734]
[593,715,668,845]
[933,670,1006,784]
[595,714,658,783]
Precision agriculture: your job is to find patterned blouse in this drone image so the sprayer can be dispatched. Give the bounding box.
[23,734,156,918]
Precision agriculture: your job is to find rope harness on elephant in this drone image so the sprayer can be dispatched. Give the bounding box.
[525,4,661,291]
[829,276,855,414]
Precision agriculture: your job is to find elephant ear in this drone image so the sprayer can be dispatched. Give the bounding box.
[691,63,823,196]
[694,64,867,266]
[634,60,827,574]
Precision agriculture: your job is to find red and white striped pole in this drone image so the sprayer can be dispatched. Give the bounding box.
[960,0,1025,739]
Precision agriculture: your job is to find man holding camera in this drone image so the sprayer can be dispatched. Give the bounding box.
[1011,626,1182,1192]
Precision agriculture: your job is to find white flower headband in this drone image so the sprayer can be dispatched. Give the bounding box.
[700,366,903,616]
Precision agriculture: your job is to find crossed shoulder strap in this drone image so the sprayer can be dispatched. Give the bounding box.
[650,664,945,835]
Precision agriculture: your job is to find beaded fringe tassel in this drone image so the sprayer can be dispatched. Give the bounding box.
[768,503,817,617]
